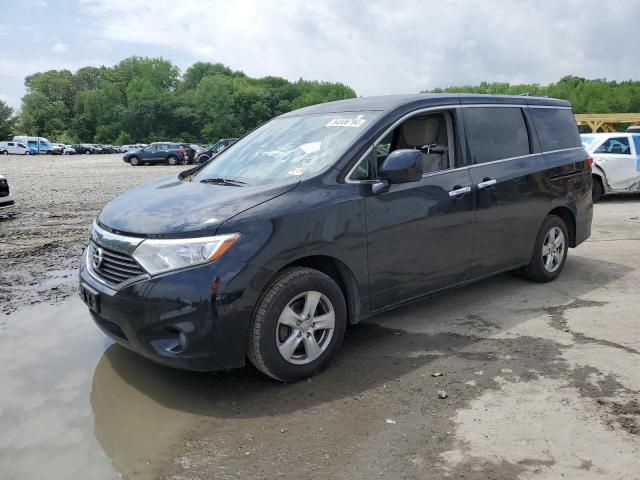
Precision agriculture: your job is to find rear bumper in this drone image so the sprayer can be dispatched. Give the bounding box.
[574,180,593,247]
[79,250,271,371]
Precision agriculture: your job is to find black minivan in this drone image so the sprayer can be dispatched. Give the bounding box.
[80,94,593,381]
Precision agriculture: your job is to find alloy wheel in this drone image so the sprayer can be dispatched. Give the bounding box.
[542,226,565,273]
[276,291,335,365]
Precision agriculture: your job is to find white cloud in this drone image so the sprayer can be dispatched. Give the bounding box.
[52,42,67,54]
[77,0,640,96]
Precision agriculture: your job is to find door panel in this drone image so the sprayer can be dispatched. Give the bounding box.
[593,135,640,191]
[469,155,551,277]
[365,168,474,310]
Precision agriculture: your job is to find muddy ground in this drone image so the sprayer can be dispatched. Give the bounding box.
[0,155,639,479]
[0,154,191,315]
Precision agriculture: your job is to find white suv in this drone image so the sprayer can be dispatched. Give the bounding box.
[581,133,640,202]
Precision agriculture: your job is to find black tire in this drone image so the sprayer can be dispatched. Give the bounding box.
[247,267,347,382]
[129,156,140,166]
[85,150,91,155]
[180,157,189,165]
[1,150,7,155]
[592,175,604,203]
[167,155,178,166]
[519,215,569,283]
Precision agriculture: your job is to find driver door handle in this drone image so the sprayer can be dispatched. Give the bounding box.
[448,186,471,197]
[478,178,497,189]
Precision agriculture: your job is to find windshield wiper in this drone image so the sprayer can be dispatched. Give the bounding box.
[200,178,247,187]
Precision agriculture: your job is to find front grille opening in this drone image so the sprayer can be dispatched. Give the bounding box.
[88,242,145,286]
[93,313,128,342]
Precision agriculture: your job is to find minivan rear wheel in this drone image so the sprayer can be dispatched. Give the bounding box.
[519,215,569,283]
[247,267,347,382]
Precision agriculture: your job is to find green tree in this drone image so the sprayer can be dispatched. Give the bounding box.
[0,100,16,139]
[17,56,358,143]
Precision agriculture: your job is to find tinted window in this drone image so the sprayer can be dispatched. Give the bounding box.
[531,108,581,151]
[463,107,530,164]
[8,142,14,146]
[594,137,631,155]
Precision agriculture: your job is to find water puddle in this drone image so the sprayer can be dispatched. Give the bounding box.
[0,297,210,480]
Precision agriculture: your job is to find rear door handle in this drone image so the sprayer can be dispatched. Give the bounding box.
[448,186,471,197]
[477,178,497,189]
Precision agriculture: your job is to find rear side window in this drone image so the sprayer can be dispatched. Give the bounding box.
[594,137,631,155]
[463,107,530,164]
[530,108,581,152]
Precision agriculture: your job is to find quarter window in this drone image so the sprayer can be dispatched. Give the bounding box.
[463,107,530,164]
[530,108,581,152]
[594,137,631,155]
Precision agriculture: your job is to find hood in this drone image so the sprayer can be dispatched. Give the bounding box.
[98,175,299,237]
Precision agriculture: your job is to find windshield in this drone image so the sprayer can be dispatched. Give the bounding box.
[195,112,377,184]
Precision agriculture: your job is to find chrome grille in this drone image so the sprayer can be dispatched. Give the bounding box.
[88,242,145,286]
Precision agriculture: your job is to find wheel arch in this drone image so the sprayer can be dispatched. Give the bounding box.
[548,206,576,247]
[592,165,608,191]
[277,255,361,325]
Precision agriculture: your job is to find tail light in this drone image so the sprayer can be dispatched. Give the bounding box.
[585,156,593,169]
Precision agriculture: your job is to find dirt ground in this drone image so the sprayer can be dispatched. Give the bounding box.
[0,155,639,480]
[0,154,190,315]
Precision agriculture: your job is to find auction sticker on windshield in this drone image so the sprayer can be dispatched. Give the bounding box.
[287,167,306,176]
[326,115,366,128]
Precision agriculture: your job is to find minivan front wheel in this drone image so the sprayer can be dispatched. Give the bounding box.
[519,215,569,282]
[247,267,347,382]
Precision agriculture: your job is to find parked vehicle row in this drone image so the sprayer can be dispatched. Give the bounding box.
[3,136,232,162]
[81,94,593,381]
[581,132,640,201]
[123,139,236,166]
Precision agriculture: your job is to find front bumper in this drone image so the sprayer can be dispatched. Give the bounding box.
[80,248,270,371]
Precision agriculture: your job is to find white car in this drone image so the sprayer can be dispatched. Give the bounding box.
[0,141,32,155]
[0,175,15,208]
[60,144,76,155]
[582,133,640,202]
[122,144,148,152]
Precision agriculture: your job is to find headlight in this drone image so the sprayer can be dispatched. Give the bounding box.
[132,233,240,275]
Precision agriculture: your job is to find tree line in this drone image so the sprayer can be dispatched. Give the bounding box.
[2,56,356,144]
[423,76,640,114]
[2,65,640,144]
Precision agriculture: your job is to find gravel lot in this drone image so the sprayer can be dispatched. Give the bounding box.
[0,154,192,314]
[1,154,639,480]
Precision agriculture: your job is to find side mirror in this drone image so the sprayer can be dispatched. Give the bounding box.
[379,149,423,184]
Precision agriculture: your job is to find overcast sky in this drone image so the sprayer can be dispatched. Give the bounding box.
[1,0,639,109]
